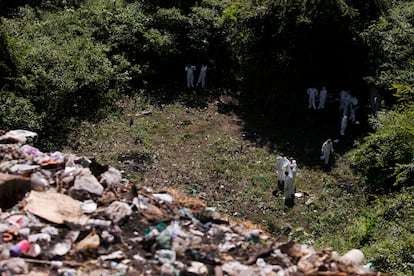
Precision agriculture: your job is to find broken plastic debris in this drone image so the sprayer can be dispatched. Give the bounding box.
[104,201,132,224]
[80,200,98,214]
[50,231,79,256]
[152,193,174,203]
[75,230,100,251]
[30,171,50,191]
[340,249,365,266]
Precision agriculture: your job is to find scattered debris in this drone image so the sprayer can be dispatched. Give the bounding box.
[0,129,381,275]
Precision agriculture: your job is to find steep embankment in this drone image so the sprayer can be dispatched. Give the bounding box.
[65,94,363,247]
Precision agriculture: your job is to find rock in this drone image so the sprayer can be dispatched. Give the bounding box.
[104,201,132,224]
[99,167,122,188]
[0,258,29,274]
[0,129,37,144]
[71,168,104,196]
[340,249,365,266]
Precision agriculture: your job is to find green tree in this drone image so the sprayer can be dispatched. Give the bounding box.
[360,1,414,93]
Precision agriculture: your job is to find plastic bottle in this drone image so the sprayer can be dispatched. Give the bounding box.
[9,240,31,257]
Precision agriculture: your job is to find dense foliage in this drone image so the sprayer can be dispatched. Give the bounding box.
[350,1,414,193]
[0,0,413,274]
[350,110,414,192]
[0,0,393,125]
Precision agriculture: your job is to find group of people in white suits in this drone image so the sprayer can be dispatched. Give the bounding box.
[307,86,328,110]
[307,86,359,137]
[185,64,208,89]
[339,89,358,136]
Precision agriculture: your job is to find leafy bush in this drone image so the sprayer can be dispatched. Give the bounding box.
[360,190,414,275]
[349,110,414,193]
[0,91,42,131]
[360,1,414,90]
[1,4,133,124]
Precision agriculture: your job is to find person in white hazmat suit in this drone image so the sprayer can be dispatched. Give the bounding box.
[339,90,350,112]
[185,64,196,88]
[288,159,297,199]
[307,87,318,109]
[284,170,295,207]
[288,158,297,184]
[318,86,327,109]
[273,154,290,196]
[340,115,348,136]
[349,96,358,123]
[196,64,208,88]
[321,139,334,165]
[343,92,352,116]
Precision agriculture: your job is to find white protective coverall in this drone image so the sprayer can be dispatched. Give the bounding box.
[276,155,290,183]
[321,139,334,165]
[343,92,352,116]
[288,159,297,184]
[289,164,296,197]
[349,97,358,122]
[318,86,327,109]
[307,87,318,109]
[340,115,348,136]
[197,65,208,88]
[339,90,350,112]
[185,65,196,88]
[284,172,295,201]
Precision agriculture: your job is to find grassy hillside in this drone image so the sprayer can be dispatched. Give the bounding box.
[63,92,413,275]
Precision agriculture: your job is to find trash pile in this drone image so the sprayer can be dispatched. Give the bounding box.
[0,129,381,275]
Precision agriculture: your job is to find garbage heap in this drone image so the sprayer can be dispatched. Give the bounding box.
[0,130,380,275]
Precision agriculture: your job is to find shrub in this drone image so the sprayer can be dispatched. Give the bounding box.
[0,91,42,131]
[349,110,414,193]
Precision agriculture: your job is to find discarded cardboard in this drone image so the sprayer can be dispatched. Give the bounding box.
[24,190,82,224]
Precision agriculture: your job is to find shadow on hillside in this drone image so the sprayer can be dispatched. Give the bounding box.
[144,85,372,168]
[232,96,372,168]
[146,85,214,110]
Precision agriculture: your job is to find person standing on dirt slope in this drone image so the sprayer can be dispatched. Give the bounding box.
[289,157,297,170]
[318,86,327,109]
[307,87,318,109]
[339,90,350,113]
[288,158,297,178]
[349,96,358,123]
[273,154,290,196]
[284,170,295,207]
[342,92,352,116]
[196,64,208,88]
[185,64,196,88]
[321,139,334,165]
[288,158,297,189]
[340,115,348,136]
